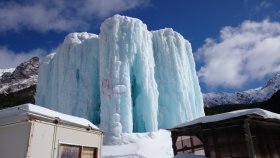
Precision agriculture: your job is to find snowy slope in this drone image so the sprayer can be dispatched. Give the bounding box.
[36,15,205,135]
[0,68,14,79]
[204,73,280,107]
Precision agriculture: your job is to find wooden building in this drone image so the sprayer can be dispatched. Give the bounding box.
[170,108,280,158]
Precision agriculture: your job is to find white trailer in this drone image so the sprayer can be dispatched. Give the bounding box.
[0,104,103,158]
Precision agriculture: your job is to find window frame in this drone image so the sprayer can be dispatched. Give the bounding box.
[57,143,98,158]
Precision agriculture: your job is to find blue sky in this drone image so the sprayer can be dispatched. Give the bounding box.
[0,0,280,93]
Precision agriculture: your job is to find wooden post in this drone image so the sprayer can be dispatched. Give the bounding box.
[244,120,256,158]
[171,131,178,156]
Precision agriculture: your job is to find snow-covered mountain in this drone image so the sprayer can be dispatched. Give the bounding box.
[0,56,39,94]
[204,73,280,107]
[0,57,39,108]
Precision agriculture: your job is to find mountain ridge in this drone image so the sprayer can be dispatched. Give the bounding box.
[0,57,39,108]
[204,73,280,107]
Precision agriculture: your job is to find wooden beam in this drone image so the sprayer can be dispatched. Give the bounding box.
[244,120,256,158]
[171,131,178,155]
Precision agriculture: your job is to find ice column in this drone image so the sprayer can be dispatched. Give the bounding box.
[36,33,101,124]
[99,15,159,133]
[152,29,205,129]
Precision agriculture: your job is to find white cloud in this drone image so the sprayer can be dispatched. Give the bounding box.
[0,0,148,32]
[0,47,46,69]
[196,20,280,89]
[255,1,272,12]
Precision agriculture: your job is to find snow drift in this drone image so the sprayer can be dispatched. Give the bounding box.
[36,15,204,135]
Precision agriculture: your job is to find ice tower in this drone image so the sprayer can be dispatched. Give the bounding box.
[36,15,204,135]
[152,29,204,129]
[99,16,159,133]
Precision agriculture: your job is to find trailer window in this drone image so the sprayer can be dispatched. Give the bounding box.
[81,147,96,158]
[58,144,80,158]
[58,144,97,158]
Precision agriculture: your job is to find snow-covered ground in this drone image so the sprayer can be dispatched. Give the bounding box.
[102,129,207,158]
[102,130,174,158]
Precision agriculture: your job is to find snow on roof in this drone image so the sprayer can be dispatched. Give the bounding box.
[174,108,280,128]
[0,104,99,130]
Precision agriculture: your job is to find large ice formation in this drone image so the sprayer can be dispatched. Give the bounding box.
[36,15,204,135]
